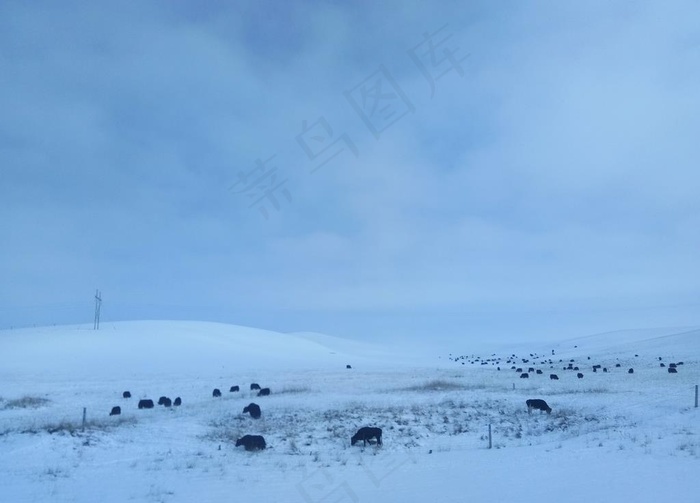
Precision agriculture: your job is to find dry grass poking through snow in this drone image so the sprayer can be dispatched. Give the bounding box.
[3,396,51,409]
[203,394,624,463]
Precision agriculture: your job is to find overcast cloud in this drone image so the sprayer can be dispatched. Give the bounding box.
[1,1,698,343]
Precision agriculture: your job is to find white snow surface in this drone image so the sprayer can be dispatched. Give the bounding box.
[0,321,698,502]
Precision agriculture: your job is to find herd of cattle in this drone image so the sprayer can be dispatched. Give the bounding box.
[447,349,685,382]
[104,350,685,452]
[108,366,381,451]
[108,382,283,450]
[446,348,687,419]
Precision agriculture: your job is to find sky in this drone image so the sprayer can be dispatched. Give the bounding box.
[1,0,699,344]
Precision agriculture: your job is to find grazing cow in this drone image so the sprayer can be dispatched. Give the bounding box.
[516,368,523,373]
[212,388,222,397]
[593,365,601,369]
[173,397,181,406]
[603,368,608,373]
[235,435,266,451]
[351,427,383,446]
[243,403,261,419]
[550,374,559,380]
[536,369,543,374]
[138,399,154,409]
[157,396,169,406]
[497,367,501,371]
[677,362,684,366]
[669,363,677,368]
[593,368,597,373]
[511,366,516,370]
[162,397,172,407]
[528,367,535,373]
[122,391,131,398]
[520,373,529,379]
[526,399,552,414]
[250,383,261,391]
[577,373,584,379]
[109,406,121,416]
[573,367,579,371]
[230,386,240,392]
[660,363,666,367]
[668,367,678,374]
[628,368,634,374]
[257,388,271,396]
[615,363,621,367]
[346,365,352,369]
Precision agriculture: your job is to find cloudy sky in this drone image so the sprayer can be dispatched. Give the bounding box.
[1,1,698,343]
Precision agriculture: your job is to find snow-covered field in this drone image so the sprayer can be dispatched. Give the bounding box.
[1,321,698,502]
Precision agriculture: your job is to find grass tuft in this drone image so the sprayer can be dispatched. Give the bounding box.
[4,396,50,409]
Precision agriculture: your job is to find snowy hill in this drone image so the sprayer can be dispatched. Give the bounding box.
[0,321,698,503]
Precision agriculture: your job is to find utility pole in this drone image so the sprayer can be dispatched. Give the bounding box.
[93,289,102,330]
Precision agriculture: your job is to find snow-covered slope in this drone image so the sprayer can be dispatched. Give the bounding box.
[0,321,697,503]
[0,321,404,380]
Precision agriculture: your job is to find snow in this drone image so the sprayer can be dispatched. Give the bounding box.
[0,321,698,502]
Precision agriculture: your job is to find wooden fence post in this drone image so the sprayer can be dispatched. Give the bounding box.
[488,424,492,449]
[695,385,698,408]
[82,407,86,431]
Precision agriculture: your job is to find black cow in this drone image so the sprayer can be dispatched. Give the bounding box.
[138,399,154,409]
[628,368,634,374]
[243,403,261,419]
[528,367,535,373]
[668,367,678,373]
[257,388,271,396]
[577,373,584,379]
[173,397,181,406]
[603,368,608,373]
[550,374,559,380]
[520,373,529,379]
[250,383,261,391]
[230,386,240,392]
[109,406,121,416]
[526,399,552,414]
[235,435,266,451]
[351,427,383,446]
[346,365,352,369]
[615,363,621,367]
[536,369,543,375]
[677,362,684,365]
[162,397,172,407]
[669,363,677,368]
[212,388,222,397]
[516,368,523,373]
[660,363,666,367]
[157,396,169,406]
[122,391,131,399]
